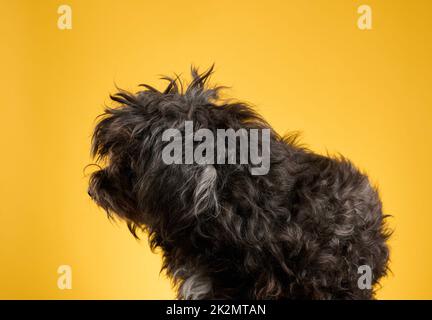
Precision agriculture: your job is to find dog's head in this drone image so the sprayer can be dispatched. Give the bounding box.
[88,66,280,248]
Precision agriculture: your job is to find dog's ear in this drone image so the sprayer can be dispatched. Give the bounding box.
[136,162,220,219]
[193,165,219,217]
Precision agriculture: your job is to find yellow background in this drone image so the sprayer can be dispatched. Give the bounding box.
[1,0,431,299]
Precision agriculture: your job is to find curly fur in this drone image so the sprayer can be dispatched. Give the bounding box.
[88,66,391,299]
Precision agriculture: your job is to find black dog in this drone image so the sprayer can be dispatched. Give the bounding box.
[88,66,390,299]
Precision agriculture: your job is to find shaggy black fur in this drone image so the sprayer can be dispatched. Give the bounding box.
[88,66,391,299]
